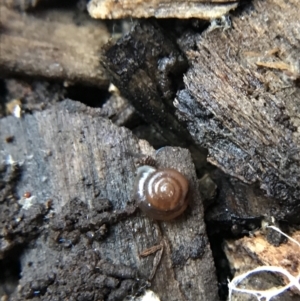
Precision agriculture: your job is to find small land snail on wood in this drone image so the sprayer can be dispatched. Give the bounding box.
[134,165,189,220]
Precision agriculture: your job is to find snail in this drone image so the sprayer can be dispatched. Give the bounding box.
[134,165,189,220]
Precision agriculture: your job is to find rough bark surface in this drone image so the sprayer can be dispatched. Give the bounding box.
[0,100,218,301]
[102,22,207,170]
[175,0,300,220]
[0,6,109,87]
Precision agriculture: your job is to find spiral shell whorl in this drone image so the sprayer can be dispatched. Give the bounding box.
[146,169,186,210]
[135,165,189,220]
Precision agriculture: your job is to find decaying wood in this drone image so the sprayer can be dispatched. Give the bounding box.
[101,85,169,144]
[88,0,238,20]
[226,230,300,278]
[205,169,280,223]
[0,100,218,301]
[174,0,300,220]
[224,230,300,300]
[101,86,138,127]
[3,0,43,10]
[2,79,66,117]
[102,21,207,170]
[101,22,189,147]
[132,124,169,150]
[1,78,137,127]
[0,6,109,87]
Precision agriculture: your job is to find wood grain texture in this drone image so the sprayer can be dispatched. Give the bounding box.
[0,100,218,301]
[175,0,300,220]
[88,0,238,20]
[0,6,109,87]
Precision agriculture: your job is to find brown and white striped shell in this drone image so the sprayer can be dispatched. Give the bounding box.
[134,165,189,220]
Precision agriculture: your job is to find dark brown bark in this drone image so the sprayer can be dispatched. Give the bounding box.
[101,22,207,170]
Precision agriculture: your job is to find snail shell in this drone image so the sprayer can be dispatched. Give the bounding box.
[134,165,189,220]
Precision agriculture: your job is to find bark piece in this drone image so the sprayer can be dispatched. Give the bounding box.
[102,21,207,169]
[0,99,218,301]
[0,6,109,87]
[88,0,238,20]
[175,0,300,219]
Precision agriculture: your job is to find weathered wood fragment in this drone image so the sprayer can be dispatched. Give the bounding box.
[3,0,43,10]
[224,230,300,300]
[1,79,139,127]
[175,0,300,220]
[88,0,238,20]
[102,21,207,169]
[101,86,138,127]
[0,100,218,301]
[0,6,109,87]
[205,169,280,223]
[2,79,66,117]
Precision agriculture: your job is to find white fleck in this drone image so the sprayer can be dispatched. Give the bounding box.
[108,83,120,94]
[48,63,63,73]
[6,155,16,165]
[18,195,36,210]
[134,290,161,301]
[13,104,21,118]
[41,176,48,182]
[15,217,22,223]
[141,291,161,301]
